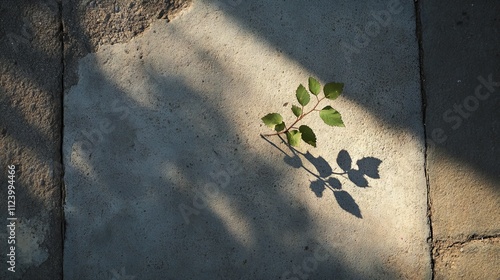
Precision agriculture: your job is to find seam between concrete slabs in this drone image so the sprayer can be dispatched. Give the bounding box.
[435,235,500,248]
[414,0,435,279]
[58,1,66,279]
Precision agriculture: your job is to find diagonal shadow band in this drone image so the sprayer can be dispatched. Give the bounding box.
[261,134,382,218]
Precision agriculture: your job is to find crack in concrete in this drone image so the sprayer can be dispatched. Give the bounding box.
[434,235,500,250]
[58,1,66,279]
[413,0,434,279]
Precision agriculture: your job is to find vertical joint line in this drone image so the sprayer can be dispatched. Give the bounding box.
[414,1,435,279]
[58,0,66,279]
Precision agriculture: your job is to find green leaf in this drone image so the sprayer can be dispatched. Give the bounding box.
[324,82,344,100]
[308,77,321,96]
[291,105,302,117]
[296,84,310,106]
[299,125,317,147]
[275,121,286,132]
[286,130,302,147]
[319,106,345,127]
[261,113,283,129]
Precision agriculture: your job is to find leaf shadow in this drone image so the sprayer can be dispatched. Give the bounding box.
[261,135,382,219]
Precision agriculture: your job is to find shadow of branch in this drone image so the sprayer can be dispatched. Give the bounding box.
[261,135,383,219]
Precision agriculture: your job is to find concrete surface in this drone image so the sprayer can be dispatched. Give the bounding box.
[433,237,500,280]
[0,0,63,279]
[62,0,192,88]
[420,0,500,277]
[63,0,431,279]
[1,0,498,279]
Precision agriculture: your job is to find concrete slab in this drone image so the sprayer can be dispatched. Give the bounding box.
[64,0,430,279]
[0,0,63,279]
[420,0,500,277]
[421,0,500,242]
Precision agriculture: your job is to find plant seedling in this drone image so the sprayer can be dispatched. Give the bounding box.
[261,77,345,147]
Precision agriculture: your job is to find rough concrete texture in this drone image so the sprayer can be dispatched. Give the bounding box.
[63,0,192,88]
[421,0,500,242]
[434,237,500,280]
[64,0,431,279]
[420,0,500,277]
[421,1,500,279]
[0,0,63,279]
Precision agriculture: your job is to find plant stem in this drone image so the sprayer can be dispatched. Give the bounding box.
[261,97,325,137]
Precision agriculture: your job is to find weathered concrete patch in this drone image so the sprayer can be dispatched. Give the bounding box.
[64,0,430,278]
[434,237,500,280]
[0,0,63,279]
[63,0,193,88]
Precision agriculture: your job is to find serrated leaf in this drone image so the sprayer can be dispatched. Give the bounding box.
[261,113,283,129]
[299,125,316,147]
[319,106,344,127]
[356,157,382,179]
[324,82,344,100]
[308,77,321,95]
[286,130,301,147]
[336,149,352,172]
[296,84,310,106]
[275,121,286,132]
[291,105,302,117]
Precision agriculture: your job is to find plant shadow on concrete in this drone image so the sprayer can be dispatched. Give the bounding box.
[216,0,499,192]
[62,47,402,279]
[262,135,382,218]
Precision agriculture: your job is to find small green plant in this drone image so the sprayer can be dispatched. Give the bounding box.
[261,77,345,147]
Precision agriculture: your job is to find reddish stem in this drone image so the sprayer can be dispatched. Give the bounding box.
[261,97,325,137]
